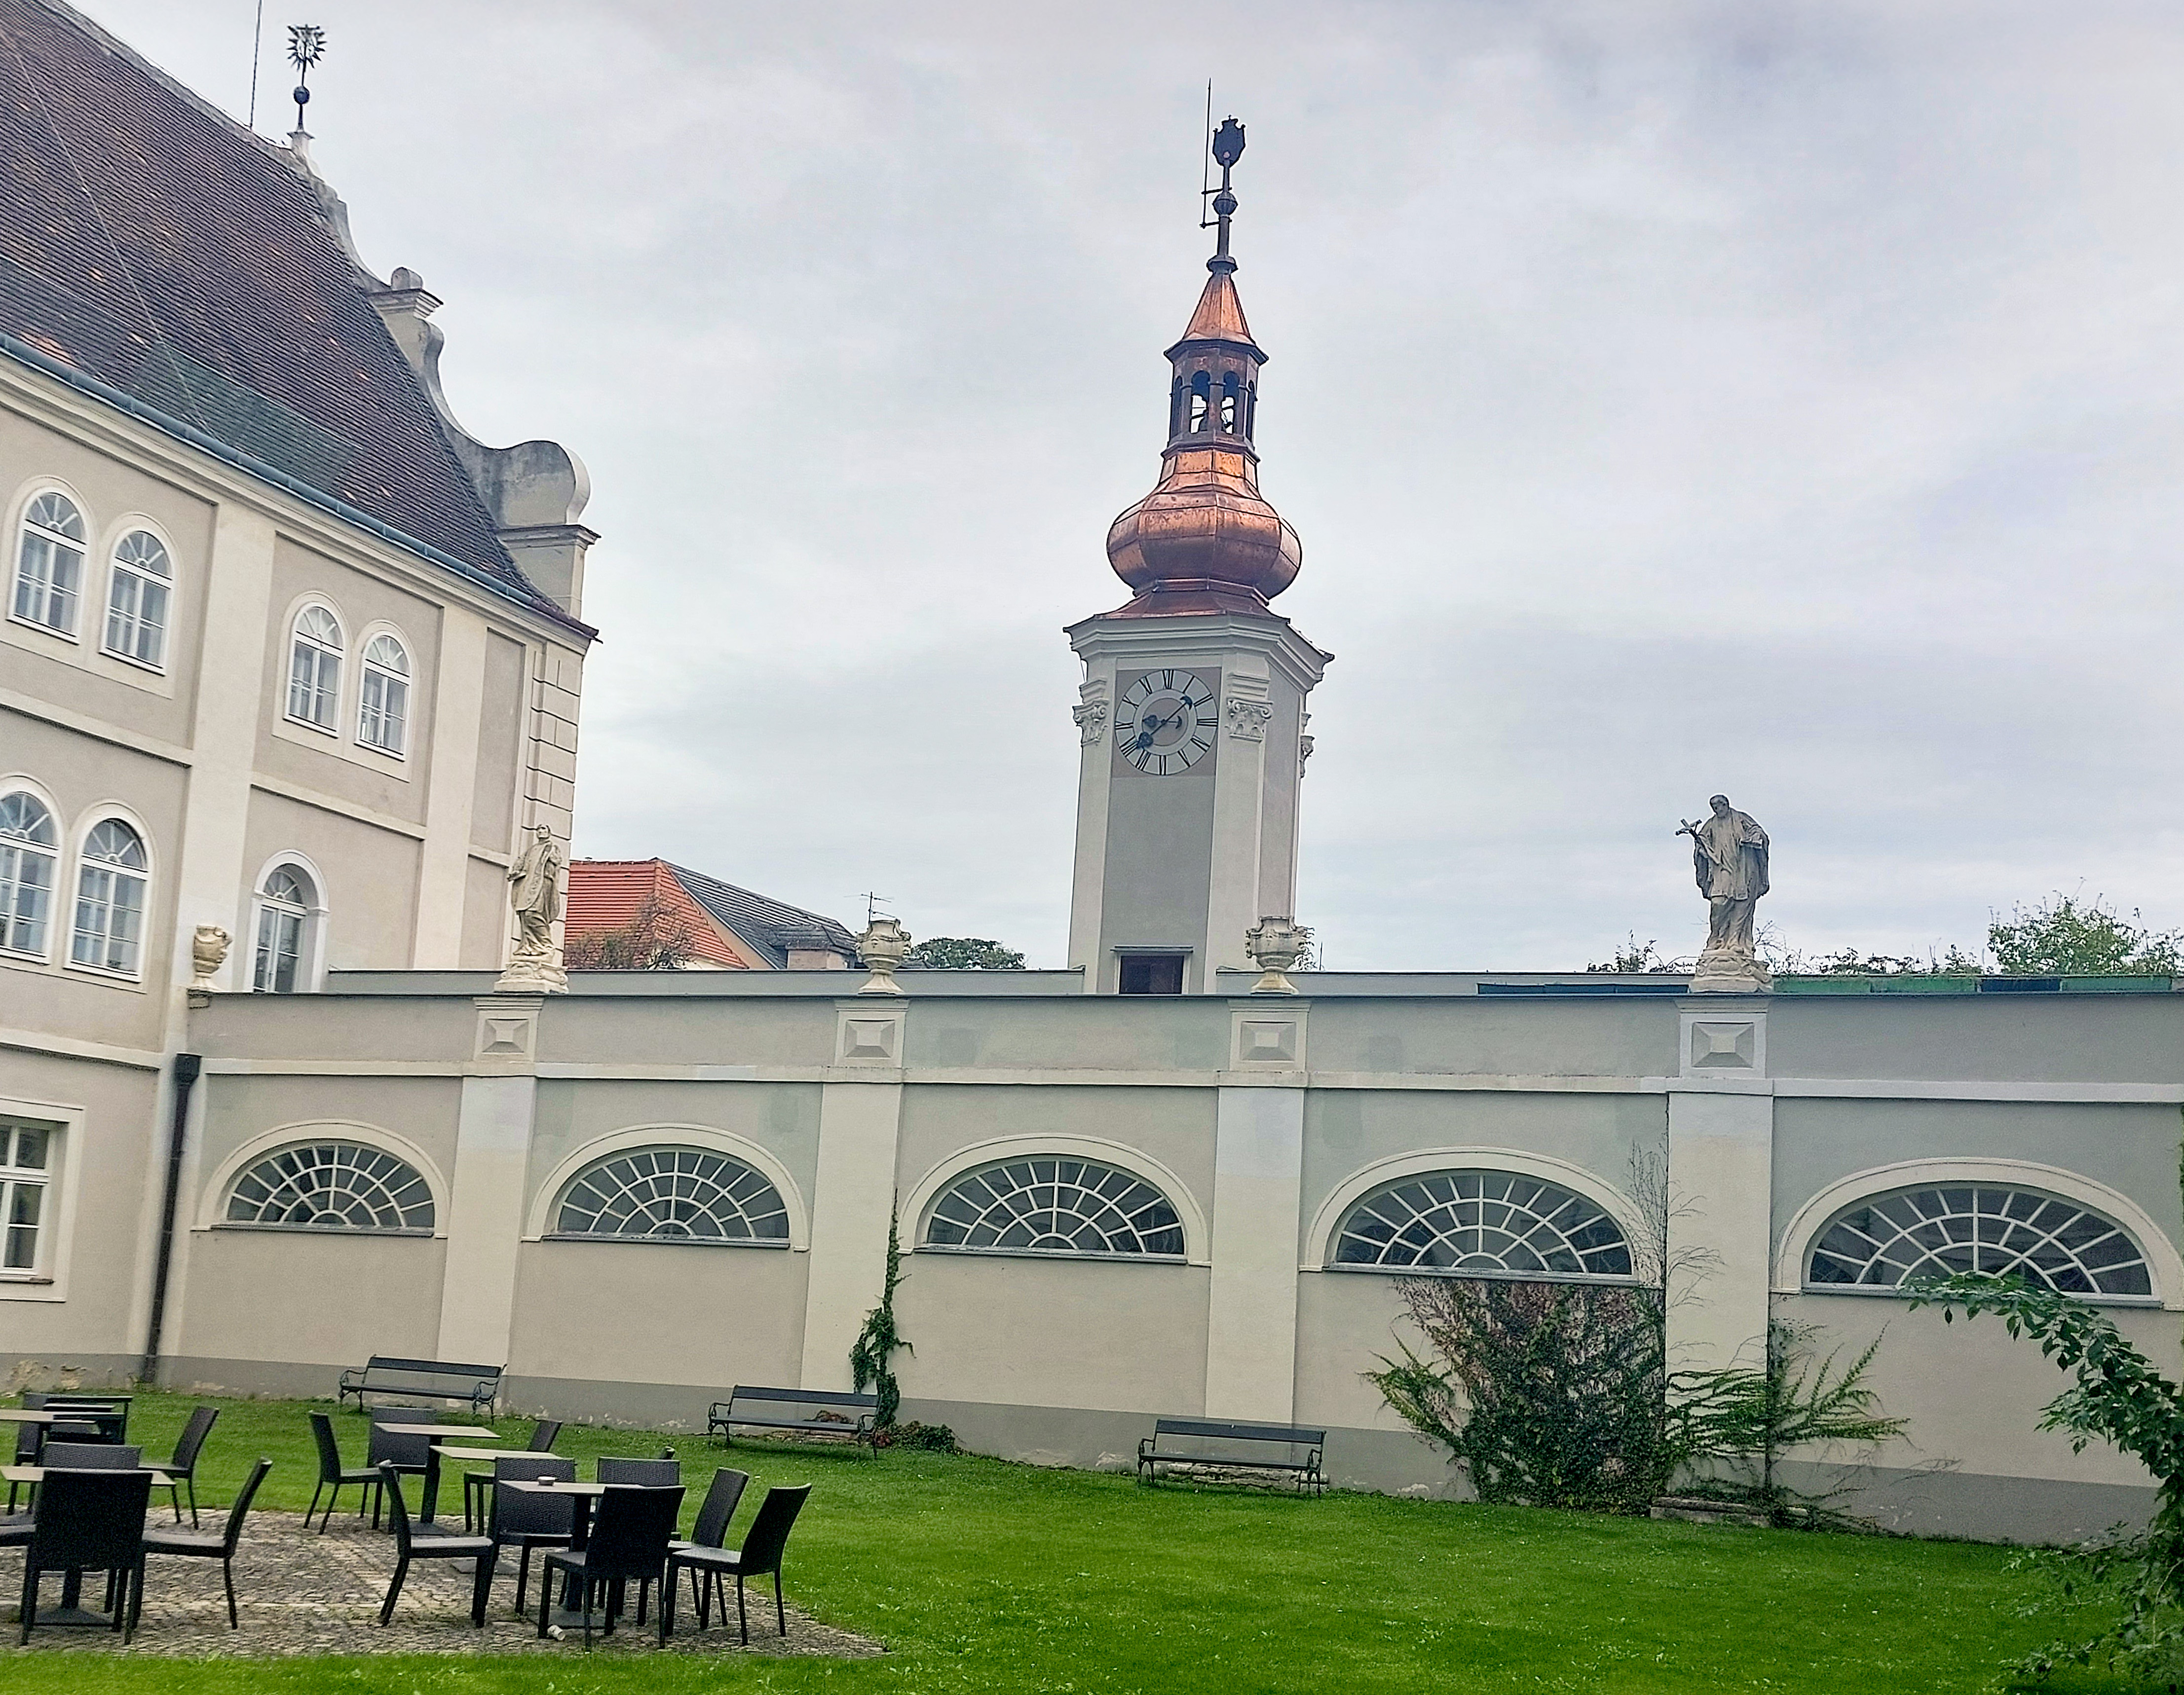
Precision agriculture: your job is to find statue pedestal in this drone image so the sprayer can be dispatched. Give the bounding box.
[1690,950,1772,995]
[495,951,567,995]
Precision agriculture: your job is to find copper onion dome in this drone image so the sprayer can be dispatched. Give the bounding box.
[1105,117,1301,604]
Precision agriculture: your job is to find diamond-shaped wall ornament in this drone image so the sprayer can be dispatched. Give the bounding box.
[840,1018,900,1062]
[1689,1021,1756,1070]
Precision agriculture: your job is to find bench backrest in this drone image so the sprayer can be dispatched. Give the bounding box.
[730,1384,877,1412]
[1152,1418,1326,1448]
[363,1356,504,1382]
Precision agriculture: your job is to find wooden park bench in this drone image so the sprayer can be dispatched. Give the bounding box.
[337,1356,503,1415]
[1136,1417,1327,1496]
[707,1385,878,1455]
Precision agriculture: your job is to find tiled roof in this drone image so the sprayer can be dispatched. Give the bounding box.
[664,862,860,970]
[0,0,575,627]
[565,861,752,968]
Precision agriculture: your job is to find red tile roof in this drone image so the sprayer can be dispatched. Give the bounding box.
[565,861,753,968]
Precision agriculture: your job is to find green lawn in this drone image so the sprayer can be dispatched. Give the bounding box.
[9,1390,2141,1694]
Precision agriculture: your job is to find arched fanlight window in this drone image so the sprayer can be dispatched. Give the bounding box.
[286,604,343,732]
[357,633,410,755]
[1807,1184,2153,1299]
[553,1146,791,1244]
[1219,371,1240,434]
[70,817,148,976]
[1331,1170,1634,1279]
[253,862,317,993]
[103,530,172,670]
[0,791,60,958]
[923,1157,1185,1257]
[225,1141,434,1232]
[12,492,86,635]
[1187,370,1211,433]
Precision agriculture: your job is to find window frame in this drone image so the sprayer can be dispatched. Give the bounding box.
[0,783,63,963]
[1325,1167,1637,1283]
[67,812,151,982]
[247,854,327,994]
[355,629,412,758]
[903,1137,1208,1266]
[216,1137,437,1236]
[918,1155,1188,1262]
[546,1144,793,1249]
[1803,1183,2158,1304]
[284,601,345,735]
[100,526,174,674]
[0,1095,80,1301]
[7,487,89,642]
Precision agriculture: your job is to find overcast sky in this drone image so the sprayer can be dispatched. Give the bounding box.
[82,0,2184,969]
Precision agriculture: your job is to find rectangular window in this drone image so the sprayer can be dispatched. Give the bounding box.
[12,534,80,632]
[255,903,302,993]
[1118,953,1186,995]
[287,644,339,730]
[71,865,145,975]
[0,843,53,955]
[104,572,169,668]
[358,668,408,754]
[0,1119,54,1274]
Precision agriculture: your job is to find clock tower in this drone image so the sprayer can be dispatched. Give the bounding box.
[1067,119,1331,994]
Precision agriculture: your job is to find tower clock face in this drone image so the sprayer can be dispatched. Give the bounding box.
[1115,669,1217,775]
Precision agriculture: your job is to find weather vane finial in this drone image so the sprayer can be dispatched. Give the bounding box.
[287,24,325,136]
[1203,114,1246,274]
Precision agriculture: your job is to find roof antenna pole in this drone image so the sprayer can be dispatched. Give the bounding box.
[246,0,266,128]
[287,23,325,146]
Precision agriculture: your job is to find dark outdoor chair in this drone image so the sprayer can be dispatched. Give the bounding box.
[463,1418,567,1531]
[42,1442,142,1469]
[7,1402,43,1512]
[376,1464,497,1627]
[366,1406,434,1529]
[663,1483,810,1644]
[137,1456,272,1630]
[537,1483,683,1647]
[17,1467,153,1645]
[487,1454,576,1617]
[156,1405,220,1526]
[0,1506,31,1548]
[666,1468,748,1624]
[307,1411,382,1532]
[596,1456,679,1486]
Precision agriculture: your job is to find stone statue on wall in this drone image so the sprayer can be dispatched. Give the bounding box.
[496,824,568,993]
[1680,795,1771,994]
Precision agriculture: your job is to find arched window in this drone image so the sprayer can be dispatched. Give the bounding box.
[103,531,172,670]
[1807,1184,2153,1299]
[286,604,342,732]
[12,492,86,635]
[357,633,410,755]
[1187,370,1210,433]
[1332,1170,1634,1278]
[1219,371,1240,434]
[252,862,317,993]
[923,1157,1184,1257]
[0,790,59,958]
[224,1141,434,1232]
[70,817,148,976]
[552,1146,791,1244]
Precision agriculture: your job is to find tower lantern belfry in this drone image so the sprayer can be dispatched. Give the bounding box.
[1067,116,1330,995]
[1104,117,1303,607]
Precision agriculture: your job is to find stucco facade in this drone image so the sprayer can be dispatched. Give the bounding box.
[13,968,2176,1544]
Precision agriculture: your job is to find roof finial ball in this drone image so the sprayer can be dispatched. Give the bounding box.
[287,24,325,139]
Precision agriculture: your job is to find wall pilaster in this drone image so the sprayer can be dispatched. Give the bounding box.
[1664,1005,1773,1374]
[799,1001,908,1391]
[433,996,542,1366]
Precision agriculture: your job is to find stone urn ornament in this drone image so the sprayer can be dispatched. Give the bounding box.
[188,924,231,994]
[1244,917,1312,995]
[856,917,912,995]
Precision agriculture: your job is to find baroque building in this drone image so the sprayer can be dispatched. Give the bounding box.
[1,14,2179,1551]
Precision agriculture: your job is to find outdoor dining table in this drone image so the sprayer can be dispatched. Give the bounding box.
[3,1464,176,1627]
[435,1446,555,1535]
[502,1478,612,1629]
[378,1425,500,1526]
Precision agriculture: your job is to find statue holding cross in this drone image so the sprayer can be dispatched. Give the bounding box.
[1679,795,1771,994]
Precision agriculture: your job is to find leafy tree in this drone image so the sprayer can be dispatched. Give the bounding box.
[849,1212,910,1429]
[903,936,1026,970]
[1987,894,2182,977]
[562,891,696,970]
[1907,1273,2184,1682]
[1585,935,1684,974]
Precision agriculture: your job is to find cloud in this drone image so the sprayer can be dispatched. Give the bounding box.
[87,0,2184,962]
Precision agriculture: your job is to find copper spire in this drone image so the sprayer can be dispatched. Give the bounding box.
[1104,116,1301,606]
